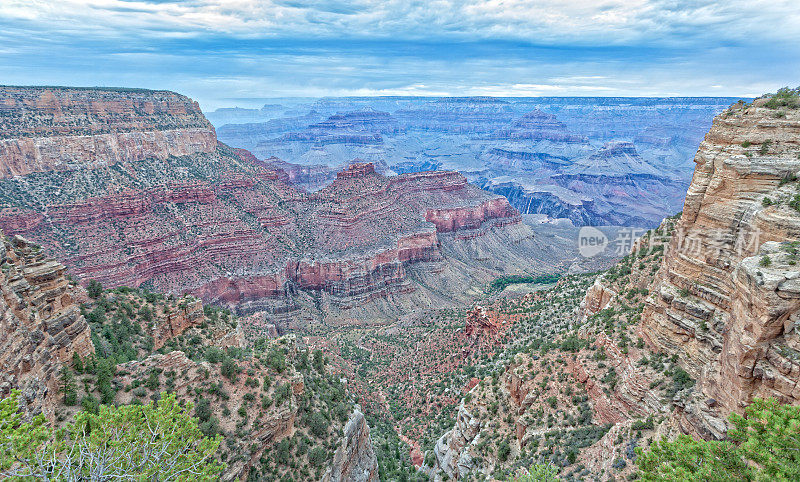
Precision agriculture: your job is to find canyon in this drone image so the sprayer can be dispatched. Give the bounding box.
[1,84,798,482]
[0,86,572,332]
[417,93,800,480]
[0,231,380,481]
[213,96,739,227]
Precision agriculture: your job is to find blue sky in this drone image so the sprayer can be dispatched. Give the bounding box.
[1,1,798,109]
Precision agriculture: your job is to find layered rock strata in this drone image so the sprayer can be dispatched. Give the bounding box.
[0,233,94,420]
[0,86,216,177]
[0,87,541,323]
[640,97,800,436]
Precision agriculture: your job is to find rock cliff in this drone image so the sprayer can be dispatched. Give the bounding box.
[640,96,800,436]
[0,87,549,328]
[0,86,216,177]
[323,409,380,482]
[421,93,800,481]
[0,233,94,420]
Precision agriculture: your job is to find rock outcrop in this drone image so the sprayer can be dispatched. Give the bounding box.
[425,403,482,480]
[115,346,300,481]
[0,233,94,420]
[323,409,380,482]
[0,86,216,177]
[153,297,204,349]
[640,97,800,437]
[464,305,508,347]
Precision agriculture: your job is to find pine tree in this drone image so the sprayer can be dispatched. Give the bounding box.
[71,351,84,374]
[59,367,77,406]
[0,391,225,480]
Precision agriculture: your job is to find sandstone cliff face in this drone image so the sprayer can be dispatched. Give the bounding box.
[0,233,93,420]
[0,86,216,177]
[640,98,800,437]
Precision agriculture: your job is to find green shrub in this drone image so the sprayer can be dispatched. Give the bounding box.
[274,383,291,407]
[514,463,559,481]
[637,398,800,481]
[764,87,800,109]
[308,411,330,438]
[86,280,104,299]
[498,440,512,462]
[308,446,328,467]
[220,357,239,382]
[266,347,287,373]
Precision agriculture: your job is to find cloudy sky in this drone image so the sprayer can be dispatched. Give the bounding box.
[1,0,798,109]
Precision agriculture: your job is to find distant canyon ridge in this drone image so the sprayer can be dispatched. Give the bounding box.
[211,96,742,227]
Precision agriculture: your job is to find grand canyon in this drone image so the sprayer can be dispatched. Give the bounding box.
[1,2,799,481]
[1,83,798,481]
[212,96,738,227]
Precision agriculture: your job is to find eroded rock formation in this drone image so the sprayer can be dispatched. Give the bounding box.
[640,97,800,436]
[0,86,216,177]
[424,403,481,480]
[0,86,546,326]
[0,233,94,420]
[323,409,380,482]
[464,305,508,347]
[153,297,204,349]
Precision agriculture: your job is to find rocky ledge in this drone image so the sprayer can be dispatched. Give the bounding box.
[0,232,94,420]
[0,86,216,177]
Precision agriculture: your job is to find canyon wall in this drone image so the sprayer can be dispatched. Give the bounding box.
[216,96,734,226]
[0,86,216,177]
[640,97,800,436]
[0,86,544,328]
[0,163,520,313]
[0,233,94,420]
[422,95,800,478]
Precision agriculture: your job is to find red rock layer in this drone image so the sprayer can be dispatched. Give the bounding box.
[464,305,508,346]
[0,160,518,311]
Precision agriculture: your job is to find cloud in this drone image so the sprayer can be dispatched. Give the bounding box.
[2,0,798,45]
[0,0,797,105]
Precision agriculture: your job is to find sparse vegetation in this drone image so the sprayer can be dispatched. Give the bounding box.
[489,273,562,292]
[764,87,800,109]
